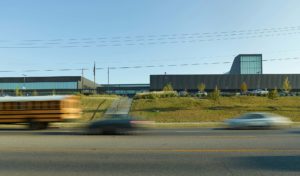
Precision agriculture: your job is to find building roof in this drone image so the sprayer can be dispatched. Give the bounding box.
[0,95,73,102]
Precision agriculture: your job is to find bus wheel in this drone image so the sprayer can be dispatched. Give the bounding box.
[28,121,49,130]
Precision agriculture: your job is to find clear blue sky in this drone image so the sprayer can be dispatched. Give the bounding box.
[1,0,300,84]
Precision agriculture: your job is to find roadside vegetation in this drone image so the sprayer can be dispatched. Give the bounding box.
[80,95,118,121]
[130,96,300,122]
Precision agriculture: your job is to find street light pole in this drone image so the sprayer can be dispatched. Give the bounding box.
[21,74,27,96]
[107,67,110,94]
[22,74,26,90]
[81,68,84,94]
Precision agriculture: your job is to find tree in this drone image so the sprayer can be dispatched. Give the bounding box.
[15,87,23,96]
[209,86,220,104]
[32,90,38,96]
[163,83,174,91]
[197,83,206,93]
[268,87,278,100]
[240,82,248,94]
[283,77,292,93]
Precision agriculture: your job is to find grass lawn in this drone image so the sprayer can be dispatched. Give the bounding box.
[80,95,118,121]
[130,96,300,122]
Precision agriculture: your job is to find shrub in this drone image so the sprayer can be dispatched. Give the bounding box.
[283,77,292,93]
[240,82,248,94]
[134,91,178,99]
[15,88,23,96]
[163,83,174,91]
[268,88,279,100]
[197,83,206,93]
[32,90,38,96]
[209,86,220,104]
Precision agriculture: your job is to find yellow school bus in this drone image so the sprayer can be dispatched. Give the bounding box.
[0,95,81,129]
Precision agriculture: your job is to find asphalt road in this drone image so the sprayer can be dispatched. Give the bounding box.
[0,127,300,176]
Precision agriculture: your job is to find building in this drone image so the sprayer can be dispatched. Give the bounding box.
[150,54,300,92]
[150,74,300,92]
[0,76,95,95]
[97,84,150,96]
[229,54,263,74]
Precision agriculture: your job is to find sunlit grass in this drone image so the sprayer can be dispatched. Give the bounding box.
[130,96,300,122]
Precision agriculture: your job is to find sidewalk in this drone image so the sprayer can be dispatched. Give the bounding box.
[104,97,133,116]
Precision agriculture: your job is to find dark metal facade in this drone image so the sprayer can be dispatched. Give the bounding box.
[150,74,300,91]
[0,76,82,83]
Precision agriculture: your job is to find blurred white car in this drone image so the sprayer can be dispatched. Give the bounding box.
[248,89,269,96]
[224,112,292,129]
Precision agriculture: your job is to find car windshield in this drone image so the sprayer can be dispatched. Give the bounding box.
[239,114,263,119]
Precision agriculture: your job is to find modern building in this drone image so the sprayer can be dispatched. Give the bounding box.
[150,54,300,92]
[97,84,150,96]
[0,76,95,95]
[229,54,263,74]
[150,74,300,92]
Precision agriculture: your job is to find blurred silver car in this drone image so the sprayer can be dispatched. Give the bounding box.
[224,112,292,129]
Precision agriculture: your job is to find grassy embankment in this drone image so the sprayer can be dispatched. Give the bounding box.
[130,96,300,122]
[80,95,118,122]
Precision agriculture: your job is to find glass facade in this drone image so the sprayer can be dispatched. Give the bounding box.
[229,54,262,74]
[0,82,78,90]
[240,55,262,74]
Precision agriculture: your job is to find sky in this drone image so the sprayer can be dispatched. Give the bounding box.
[0,0,300,84]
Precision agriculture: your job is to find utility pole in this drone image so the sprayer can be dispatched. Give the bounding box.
[107,67,110,94]
[93,61,96,94]
[22,74,27,96]
[22,74,27,90]
[81,68,84,94]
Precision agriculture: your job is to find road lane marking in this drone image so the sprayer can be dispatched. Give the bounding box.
[1,147,300,153]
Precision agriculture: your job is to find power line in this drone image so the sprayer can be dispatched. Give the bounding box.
[0,56,299,73]
[1,26,300,48]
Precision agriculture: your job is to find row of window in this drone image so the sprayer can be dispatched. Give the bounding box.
[0,82,77,90]
[240,56,262,74]
[0,101,61,110]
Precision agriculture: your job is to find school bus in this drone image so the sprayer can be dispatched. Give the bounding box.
[0,95,81,129]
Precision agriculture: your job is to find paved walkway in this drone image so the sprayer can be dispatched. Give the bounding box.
[104,97,133,116]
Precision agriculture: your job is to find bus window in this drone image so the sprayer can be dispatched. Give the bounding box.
[4,102,11,110]
[42,101,48,110]
[33,101,40,110]
[27,102,33,110]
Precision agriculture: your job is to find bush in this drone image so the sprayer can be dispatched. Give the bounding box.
[15,88,23,96]
[197,83,206,93]
[268,88,279,100]
[134,91,178,99]
[32,90,38,96]
[163,83,174,91]
[209,86,220,104]
[240,82,248,94]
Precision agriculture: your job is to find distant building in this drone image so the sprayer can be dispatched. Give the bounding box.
[150,54,300,92]
[0,76,95,95]
[150,74,300,92]
[97,84,149,96]
[229,54,263,74]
